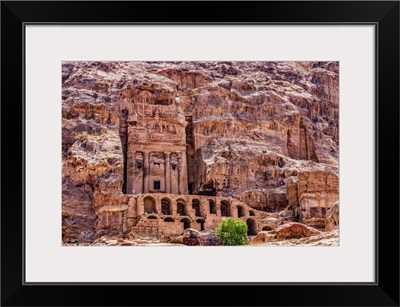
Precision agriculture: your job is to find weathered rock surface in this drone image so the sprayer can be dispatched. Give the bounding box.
[89,236,184,246]
[254,229,339,246]
[180,228,223,246]
[325,201,339,231]
[62,61,339,245]
[274,222,321,240]
[250,232,277,244]
[62,182,95,243]
[168,235,184,244]
[251,222,321,243]
[200,232,223,246]
[281,170,339,229]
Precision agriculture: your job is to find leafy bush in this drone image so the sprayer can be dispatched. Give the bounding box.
[216,218,248,246]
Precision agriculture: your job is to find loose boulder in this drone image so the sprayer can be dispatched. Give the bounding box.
[182,228,202,246]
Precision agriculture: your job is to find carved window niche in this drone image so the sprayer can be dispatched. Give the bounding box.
[221,201,230,217]
[237,205,245,218]
[192,199,201,217]
[181,218,191,230]
[208,200,216,214]
[144,196,157,214]
[177,201,188,216]
[154,181,161,190]
[246,218,257,235]
[161,198,172,215]
[196,219,205,231]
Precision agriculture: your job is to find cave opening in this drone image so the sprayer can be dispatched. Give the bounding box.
[188,183,194,195]
[209,200,216,214]
[246,219,257,236]
[196,219,205,231]
[177,202,187,216]
[237,206,245,218]
[192,199,201,216]
[181,218,191,230]
[198,180,217,196]
[221,201,230,217]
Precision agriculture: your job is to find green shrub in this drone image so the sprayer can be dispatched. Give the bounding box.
[216,218,248,246]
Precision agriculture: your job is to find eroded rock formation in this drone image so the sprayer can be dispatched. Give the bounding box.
[62,61,339,245]
[251,222,321,244]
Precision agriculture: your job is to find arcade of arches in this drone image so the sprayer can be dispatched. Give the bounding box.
[130,194,263,237]
[95,193,270,239]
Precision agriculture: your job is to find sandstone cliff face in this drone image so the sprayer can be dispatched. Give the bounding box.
[62,61,339,244]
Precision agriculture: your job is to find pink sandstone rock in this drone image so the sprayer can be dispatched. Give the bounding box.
[62,61,339,245]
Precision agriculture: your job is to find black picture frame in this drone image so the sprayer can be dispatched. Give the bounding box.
[1,1,399,306]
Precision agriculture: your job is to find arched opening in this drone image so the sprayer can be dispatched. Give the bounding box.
[177,199,187,216]
[164,217,174,222]
[161,198,172,215]
[192,199,201,216]
[237,205,245,218]
[144,196,156,214]
[249,210,255,216]
[208,200,216,214]
[147,215,158,220]
[246,219,257,236]
[262,226,272,231]
[221,201,230,217]
[177,203,186,215]
[181,218,191,230]
[196,219,205,231]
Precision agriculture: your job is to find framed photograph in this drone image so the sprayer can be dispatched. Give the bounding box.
[1,1,399,306]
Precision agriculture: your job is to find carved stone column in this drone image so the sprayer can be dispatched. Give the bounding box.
[165,152,171,194]
[216,202,221,217]
[137,196,144,215]
[156,196,162,215]
[178,151,188,195]
[231,205,238,219]
[126,151,135,194]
